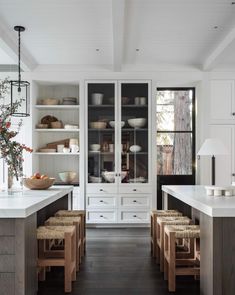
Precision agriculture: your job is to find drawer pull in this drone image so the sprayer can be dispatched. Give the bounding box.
[133,215,137,217]
[232,173,235,177]
[99,200,104,203]
[133,200,137,203]
[100,189,104,192]
[232,112,235,116]
[133,189,137,192]
[100,215,104,218]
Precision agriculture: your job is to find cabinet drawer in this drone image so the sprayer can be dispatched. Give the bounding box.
[120,195,150,207]
[87,210,116,223]
[119,185,151,194]
[119,211,150,223]
[86,185,117,194]
[87,196,116,208]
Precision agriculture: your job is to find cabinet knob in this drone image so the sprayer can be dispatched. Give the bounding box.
[100,189,103,192]
[100,200,104,202]
[232,173,235,177]
[100,215,104,218]
[232,113,235,116]
[133,189,137,192]
[133,215,137,218]
[133,200,137,203]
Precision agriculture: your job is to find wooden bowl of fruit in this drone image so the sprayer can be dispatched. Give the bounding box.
[23,173,55,190]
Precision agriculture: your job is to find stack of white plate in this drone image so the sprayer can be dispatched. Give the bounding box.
[62,97,77,105]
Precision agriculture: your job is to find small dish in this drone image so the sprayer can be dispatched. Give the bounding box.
[90,144,101,151]
[130,145,142,152]
[58,171,77,183]
[90,122,107,129]
[128,118,147,128]
[109,121,125,128]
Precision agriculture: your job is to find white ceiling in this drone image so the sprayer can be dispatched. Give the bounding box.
[0,0,234,71]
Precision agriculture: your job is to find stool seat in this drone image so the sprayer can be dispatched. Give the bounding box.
[56,210,85,217]
[37,226,75,240]
[157,216,191,225]
[46,216,81,225]
[154,210,182,217]
[165,225,200,239]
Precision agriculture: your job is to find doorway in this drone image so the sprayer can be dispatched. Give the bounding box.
[156,88,196,209]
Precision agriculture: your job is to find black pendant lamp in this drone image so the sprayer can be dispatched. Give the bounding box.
[10,26,30,117]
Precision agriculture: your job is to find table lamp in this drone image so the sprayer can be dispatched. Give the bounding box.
[197,138,228,185]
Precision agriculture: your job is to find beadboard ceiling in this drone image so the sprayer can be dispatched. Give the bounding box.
[0,0,235,71]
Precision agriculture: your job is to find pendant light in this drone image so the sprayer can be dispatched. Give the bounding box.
[10,26,30,117]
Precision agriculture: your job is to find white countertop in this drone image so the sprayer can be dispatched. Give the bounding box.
[162,185,235,217]
[0,186,73,218]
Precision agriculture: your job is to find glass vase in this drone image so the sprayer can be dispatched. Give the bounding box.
[7,173,23,192]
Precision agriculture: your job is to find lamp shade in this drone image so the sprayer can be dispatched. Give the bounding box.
[197,138,228,156]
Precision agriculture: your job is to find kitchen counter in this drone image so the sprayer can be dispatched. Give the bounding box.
[0,186,73,295]
[162,185,235,217]
[162,185,235,295]
[0,186,73,218]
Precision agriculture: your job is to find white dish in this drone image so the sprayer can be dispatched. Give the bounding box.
[89,176,102,183]
[128,118,146,128]
[109,121,125,128]
[129,177,146,183]
[90,144,101,151]
[58,171,77,183]
[64,124,79,129]
[102,171,115,183]
[129,145,142,152]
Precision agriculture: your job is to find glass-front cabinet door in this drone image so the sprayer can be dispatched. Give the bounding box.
[87,82,117,184]
[119,82,149,184]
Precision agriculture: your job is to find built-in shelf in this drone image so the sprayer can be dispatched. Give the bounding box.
[88,128,115,131]
[88,104,147,108]
[122,128,148,131]
[122,152,148,155]
[33,152,80,156]
[35,105,80,110]
[35,129,80,132]
[88,151,114,155]
[54,182,80,186]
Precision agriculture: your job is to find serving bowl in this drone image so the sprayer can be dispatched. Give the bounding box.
[109,121,125,128]
[23,177,55,190]
[102,171,127,182]
[89,176,102,183]
[128,118,147,128]
[90,122,107,129]
[58,171,77,183]
[41,98,59,105]
[90,144,101,151]
[36,123,48,129]
[130,145,142,152]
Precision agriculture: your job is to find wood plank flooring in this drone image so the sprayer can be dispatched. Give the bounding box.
[38,228,200,295]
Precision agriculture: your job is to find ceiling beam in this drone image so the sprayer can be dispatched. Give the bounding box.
[0,21,37,71]
[112,0,125,72]
[203,27,235,71]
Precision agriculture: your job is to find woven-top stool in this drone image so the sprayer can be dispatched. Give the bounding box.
[37,226,76,293]
[150,210,182,261]
[55,210,86,256]
[156,216,191,272]
[45,216,82,269]
[164,224,200,292]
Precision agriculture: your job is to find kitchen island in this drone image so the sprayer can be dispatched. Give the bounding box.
[0,186,73,295]
[162,185,235,295]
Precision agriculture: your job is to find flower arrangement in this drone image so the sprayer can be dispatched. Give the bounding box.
[0,78,33,181]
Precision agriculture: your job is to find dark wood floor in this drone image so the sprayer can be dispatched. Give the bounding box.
[38,228,200,295]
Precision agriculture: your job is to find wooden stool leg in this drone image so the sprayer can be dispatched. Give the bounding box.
[164,231,169,280]
[72,231,76,281]
[64,232,72,293]
[160,223,165,272]
[168,232,176,292]
[38,240,46,281]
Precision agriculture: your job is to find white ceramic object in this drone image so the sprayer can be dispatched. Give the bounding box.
[90,144,101,151]
[109,121,125,128]
[58,171,77,183]
[69,138,79,146]
[120,171,127,180]
[89,176,102,183]
[89,122,107,129]
[63,147,70,153]
[129,145,142,152]
[140,97,147,105]
[57,144,64,153]
[135,97,140,105]
[70,145,79,153]
[128,118,147,128]
[102,171,115,183]
[64,124,79,129]
[129,177,146,183]
[91,93,104,105]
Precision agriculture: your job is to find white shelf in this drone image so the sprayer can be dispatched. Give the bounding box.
[35,105,80,110]
[33,152,80,156]
[35,129,80,132]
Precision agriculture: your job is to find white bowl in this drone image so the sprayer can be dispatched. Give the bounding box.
[90,144,101,151]
[120,171,127,180]
[58,171,77,183]
[102,171,115,183]
[89,176,102,183]
[91,93,104,105]
[109,121,125,128]
[130,145,142,152]
[128,118,146,128]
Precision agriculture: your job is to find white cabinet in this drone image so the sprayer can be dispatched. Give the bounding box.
[85,80,152,224]
[210,125,234,185]
[210,80,235,123]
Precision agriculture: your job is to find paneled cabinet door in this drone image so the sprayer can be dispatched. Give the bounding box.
[210,80,235,123]
[210,125,234,185]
